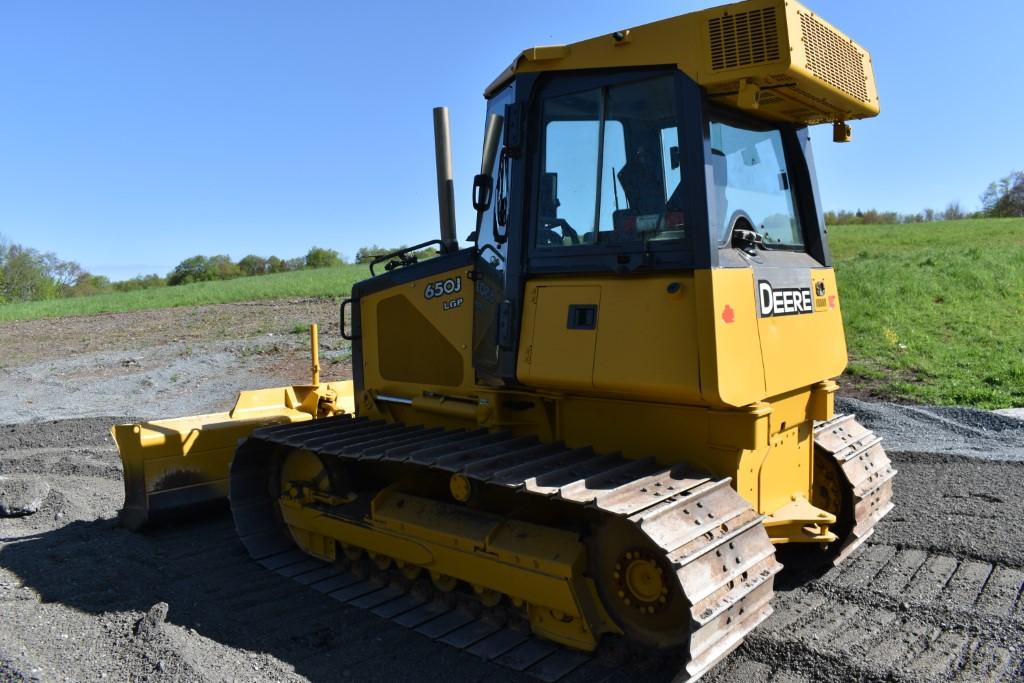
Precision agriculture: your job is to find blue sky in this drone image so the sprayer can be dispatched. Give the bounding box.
[1,1,1021,280]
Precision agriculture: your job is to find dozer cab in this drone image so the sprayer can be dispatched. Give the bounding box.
[113,1,895,678]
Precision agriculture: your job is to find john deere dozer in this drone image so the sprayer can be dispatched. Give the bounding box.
[113,1,895,678]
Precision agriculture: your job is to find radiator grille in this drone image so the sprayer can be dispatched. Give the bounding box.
[708,7,780,71]
[798,11,870,103]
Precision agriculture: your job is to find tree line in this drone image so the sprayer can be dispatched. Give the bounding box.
[166,247,345,286]
[0,239,439,305]
[825,170,1024,225]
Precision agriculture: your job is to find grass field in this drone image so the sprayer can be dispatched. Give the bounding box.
[0,264,368,322]
[831,217,1024,408]
[2,219,1021,408]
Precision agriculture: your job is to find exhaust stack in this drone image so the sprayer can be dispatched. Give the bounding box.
[432,107,458,253]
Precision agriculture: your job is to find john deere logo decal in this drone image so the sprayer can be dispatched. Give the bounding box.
[758,280,814,317]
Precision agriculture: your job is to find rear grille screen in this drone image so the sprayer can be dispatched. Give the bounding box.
[798,12,870,103]
[708,8,780,70]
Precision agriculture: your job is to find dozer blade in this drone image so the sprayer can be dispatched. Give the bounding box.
[112,381,354,530]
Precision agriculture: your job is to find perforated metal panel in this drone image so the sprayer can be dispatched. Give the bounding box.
[798,10,870,103]
[708,7,781,71]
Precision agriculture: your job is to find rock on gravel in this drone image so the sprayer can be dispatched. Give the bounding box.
[994,407,1024,420]
[134,602,170,640]
[0,476,50,517]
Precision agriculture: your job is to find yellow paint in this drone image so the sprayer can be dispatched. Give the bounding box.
[310,323,320,385]
[280,487,603,650]
[112,380,355,528]
[758,269,847,397]
[488,0,880,127]
[359,265,477,399]
[518,275,703,403]
[763,494,837,545]
[518,284,601,391]
[695,268,767,407]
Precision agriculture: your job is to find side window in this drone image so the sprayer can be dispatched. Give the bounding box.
[709,121,804,249]
[537,91,600,248]
[535,75,685,250]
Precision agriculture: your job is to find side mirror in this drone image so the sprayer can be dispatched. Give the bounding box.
[473,113,505,215]
[473,174,493,212]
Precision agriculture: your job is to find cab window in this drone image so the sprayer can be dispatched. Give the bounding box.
[536,75,684,249]
[709,120,804,249]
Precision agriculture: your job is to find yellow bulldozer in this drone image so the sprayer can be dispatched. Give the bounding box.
[113,0,895,678]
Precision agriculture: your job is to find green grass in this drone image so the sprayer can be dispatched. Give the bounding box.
[831,217,1024,408]
[0,264,369,322]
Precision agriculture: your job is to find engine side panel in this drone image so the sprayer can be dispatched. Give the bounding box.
[355,254,477,402]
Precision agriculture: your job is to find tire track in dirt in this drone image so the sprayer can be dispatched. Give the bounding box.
[705,449,1024,683]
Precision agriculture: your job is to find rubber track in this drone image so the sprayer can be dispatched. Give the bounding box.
[814,414,897,565]
[229,416,783,681]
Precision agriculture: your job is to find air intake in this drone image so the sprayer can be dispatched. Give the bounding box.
[798,10,870,103]
[708,7,781,71]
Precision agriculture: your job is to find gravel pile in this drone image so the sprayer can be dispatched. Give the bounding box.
[838,396,1024,461]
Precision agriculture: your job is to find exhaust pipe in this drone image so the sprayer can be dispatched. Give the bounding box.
[432,107,458,253]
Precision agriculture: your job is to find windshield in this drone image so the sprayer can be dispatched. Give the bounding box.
[536,75,685,249]
[709,119,803,249]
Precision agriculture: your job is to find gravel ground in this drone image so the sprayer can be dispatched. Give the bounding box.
[0,300,351,426]
[0,302,1021,682]
[838,397,1024,462]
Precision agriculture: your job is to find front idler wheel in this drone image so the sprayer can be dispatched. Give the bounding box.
[588,519,690,650]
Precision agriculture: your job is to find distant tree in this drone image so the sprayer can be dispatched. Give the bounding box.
[0,235,91,301]
[284,257,306,271]
[167,254,241,285]
[304,247,343,269]
[0,236,8,303]
[941,201,965,221]
[921,208,936,222]
[237,254,268,276]
[355,244,438,264]
[67,273,111,297]
[206,254,241,280]
[0,245,58,301]
[982,171,1024,217]
[44,253,83,291]
[266,256,287,273]
[356,245,391,263]
[112,274,166,292]
[167,255,211,286]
